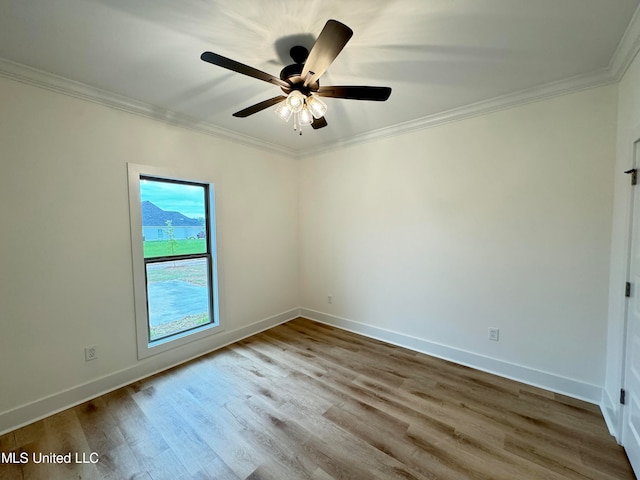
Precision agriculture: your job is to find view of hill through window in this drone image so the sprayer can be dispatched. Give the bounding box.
[139,178,213,341]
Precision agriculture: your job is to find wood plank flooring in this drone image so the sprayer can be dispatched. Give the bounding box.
[0,318,634,479]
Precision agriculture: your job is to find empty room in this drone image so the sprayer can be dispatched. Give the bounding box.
[1,1,640,478]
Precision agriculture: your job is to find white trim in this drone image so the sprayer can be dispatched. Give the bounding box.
[298,68,615,157]
[621,139,640,466]
[127,163,224,359]
[300,308,603,404]
[602,388,622,442]
[0,57,295,158]
[609,3,640,81]
[0,306,610,435]
[0,308,300,436]
[607,126,640,449]
[0,54,622,159]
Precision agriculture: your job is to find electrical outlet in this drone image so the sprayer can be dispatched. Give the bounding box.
[85,345,97,361]
[327,295,333,304]
[488,328,500,342]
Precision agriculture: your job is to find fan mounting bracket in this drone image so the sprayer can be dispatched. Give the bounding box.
[289,45,309,64]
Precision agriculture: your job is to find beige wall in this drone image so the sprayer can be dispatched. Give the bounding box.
[0,76,300,431]
[300,85,617,399]
[0,65,623,434]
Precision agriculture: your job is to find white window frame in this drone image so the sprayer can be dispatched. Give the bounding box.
[127,163,222,359]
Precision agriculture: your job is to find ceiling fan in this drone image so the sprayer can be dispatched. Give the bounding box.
[200,19,391,133]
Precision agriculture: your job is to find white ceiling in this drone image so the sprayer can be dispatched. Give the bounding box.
[0,0,638,155]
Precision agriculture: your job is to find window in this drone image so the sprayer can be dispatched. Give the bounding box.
[128,164,221,358]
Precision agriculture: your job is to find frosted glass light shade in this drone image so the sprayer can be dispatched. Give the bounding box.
[299,106,313,126]
[306,94,327,119]
[286,91,305,113]
[275,101,293,121]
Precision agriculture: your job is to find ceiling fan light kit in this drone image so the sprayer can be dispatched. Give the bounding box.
[306,94,328,119]
[276,92,327,134]
[201,19,391,135]
[274,100,293,122]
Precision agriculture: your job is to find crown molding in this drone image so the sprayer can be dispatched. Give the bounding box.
[0,58,295,158]
[2,3,639,162]
[609,2,640,80]
[298,67,616,158]
[298,4,640,157]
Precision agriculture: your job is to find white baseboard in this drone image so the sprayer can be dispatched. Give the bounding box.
[300,308,603,405]
[1,307,608,436]
[0,308,301,436]
[601,389,622,442]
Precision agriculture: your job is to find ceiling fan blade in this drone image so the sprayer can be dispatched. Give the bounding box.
[302,20,353,87]
[311,116,328,129]
[317,86,392,101]
[201,51,290,89]
[233,96,287,118]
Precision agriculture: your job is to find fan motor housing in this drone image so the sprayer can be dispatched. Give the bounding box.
[279,62,304,82]
[279,46,319,93]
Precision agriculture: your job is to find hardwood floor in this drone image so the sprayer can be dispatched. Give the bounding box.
[0,318,634,480]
